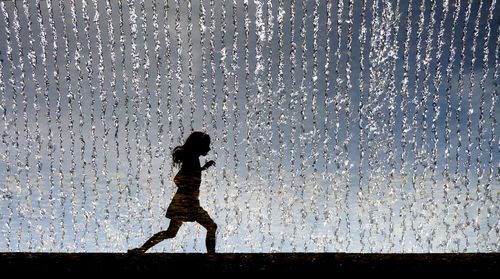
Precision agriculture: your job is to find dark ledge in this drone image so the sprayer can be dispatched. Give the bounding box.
[1,253,498,274]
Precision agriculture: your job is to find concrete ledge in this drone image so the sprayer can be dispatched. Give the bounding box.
[1,253,498,274]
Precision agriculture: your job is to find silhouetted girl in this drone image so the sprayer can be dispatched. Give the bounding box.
[129,131,217,253]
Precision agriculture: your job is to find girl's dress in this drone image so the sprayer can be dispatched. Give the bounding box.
[166,153,208,222]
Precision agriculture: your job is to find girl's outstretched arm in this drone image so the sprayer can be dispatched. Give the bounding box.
[201,160,216,171]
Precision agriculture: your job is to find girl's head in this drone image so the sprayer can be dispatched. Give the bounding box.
[184,131,211,155]
[172,131,211,166]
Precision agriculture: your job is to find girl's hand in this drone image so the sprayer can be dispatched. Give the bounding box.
[203,160,216,169]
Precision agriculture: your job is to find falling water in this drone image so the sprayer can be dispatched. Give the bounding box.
[242,0,253,250]
[430,0,447,250]
[228,0,240,253]
[0,2,12,250]
[23,0,45,251]
[0,0,498,253]
[481,0,497,249]
[276,0,286,250]
[357,0,368,251]
[104,0,119,250]
[287,0,298,251]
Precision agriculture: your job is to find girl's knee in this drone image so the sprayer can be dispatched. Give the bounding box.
[206,221,217,233]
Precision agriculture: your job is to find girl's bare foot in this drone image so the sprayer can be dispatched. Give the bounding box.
[127,247,146,254]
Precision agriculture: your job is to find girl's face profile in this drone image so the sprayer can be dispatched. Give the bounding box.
[188,132,211,156]
[200,141,210,156]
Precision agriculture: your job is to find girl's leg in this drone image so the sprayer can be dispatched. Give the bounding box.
[197,212,217,254]
[130,219,182,253]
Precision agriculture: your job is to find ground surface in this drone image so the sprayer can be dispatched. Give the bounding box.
[1,252,498,274]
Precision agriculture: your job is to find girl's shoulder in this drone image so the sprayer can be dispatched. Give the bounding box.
[181,155,200,168]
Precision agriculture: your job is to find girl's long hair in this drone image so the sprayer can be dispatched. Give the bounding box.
[172,131,210,167]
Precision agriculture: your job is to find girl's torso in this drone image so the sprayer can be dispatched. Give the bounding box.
[173,154,202,191]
